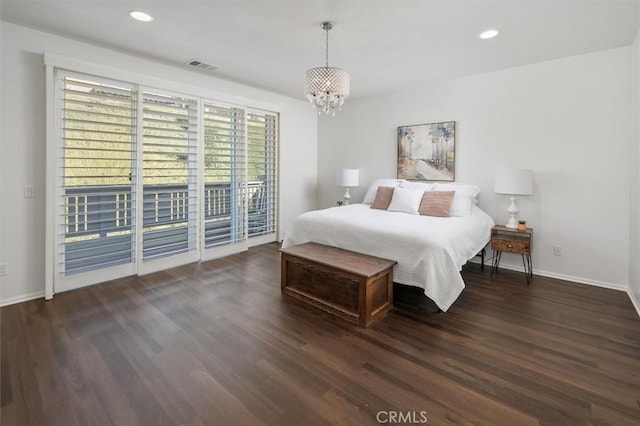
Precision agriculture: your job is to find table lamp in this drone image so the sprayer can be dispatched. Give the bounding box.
[336,169,359,205]
[494,169,533,229]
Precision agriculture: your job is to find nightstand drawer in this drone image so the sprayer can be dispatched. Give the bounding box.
[491,238,530,254]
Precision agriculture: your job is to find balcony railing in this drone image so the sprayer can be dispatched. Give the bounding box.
[63,181,268,274]
[65,181,264,235]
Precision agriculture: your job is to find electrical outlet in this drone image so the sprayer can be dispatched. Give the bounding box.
[553,246,563,256]
[24,185,34,198]
[0,263,7,277]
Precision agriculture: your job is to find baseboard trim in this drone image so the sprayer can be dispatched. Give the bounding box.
[469,256,627,290]
[628,289,640,318]
[533,269,627,292]
[0,291,45,308]
[492,261,627,292]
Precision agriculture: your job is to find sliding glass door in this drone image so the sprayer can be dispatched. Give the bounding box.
[203,103,246,248]
[48,68,278,295]
[247,110,278,239]
[140,91,199,272]
[55,73,137,291]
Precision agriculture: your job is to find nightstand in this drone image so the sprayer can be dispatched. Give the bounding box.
[490,225,533,284]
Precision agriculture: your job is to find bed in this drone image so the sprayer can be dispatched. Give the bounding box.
[281,180,495,311]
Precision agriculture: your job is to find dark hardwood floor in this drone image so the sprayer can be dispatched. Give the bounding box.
[2,242,639,425]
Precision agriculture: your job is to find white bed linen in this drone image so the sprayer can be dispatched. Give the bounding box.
[281,204,495,311]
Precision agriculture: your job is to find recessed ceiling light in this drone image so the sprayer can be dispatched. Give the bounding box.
[480,29,499,39]
[129,10,153,22]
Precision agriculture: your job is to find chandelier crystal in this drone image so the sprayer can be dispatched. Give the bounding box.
[305,22,350,116]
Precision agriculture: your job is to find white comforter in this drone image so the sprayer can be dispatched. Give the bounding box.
[281,204,495,311]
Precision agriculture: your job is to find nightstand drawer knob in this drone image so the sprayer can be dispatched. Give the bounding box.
[507,244,513,248]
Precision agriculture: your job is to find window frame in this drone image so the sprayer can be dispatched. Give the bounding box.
[45,54,280,298]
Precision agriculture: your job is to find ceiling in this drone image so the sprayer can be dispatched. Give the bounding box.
[1,1,638,100]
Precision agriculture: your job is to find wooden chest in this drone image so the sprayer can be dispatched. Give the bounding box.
[280,243,396,328]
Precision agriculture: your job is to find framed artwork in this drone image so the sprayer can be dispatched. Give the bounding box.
[397,121,455,181]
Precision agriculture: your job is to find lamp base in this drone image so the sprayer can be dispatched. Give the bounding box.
[505,215,519,229]
[505,196,519,229]
[343,188,352,205]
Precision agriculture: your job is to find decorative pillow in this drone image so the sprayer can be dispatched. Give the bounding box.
[419,191,455,217]
[432,183,481,216]
[363,179,404,204]
[387,187,424,215]
[371,186,395,210]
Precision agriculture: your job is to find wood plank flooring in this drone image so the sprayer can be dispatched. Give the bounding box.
[2,242,639,425]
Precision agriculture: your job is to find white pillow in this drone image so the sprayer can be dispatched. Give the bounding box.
[362,179,404,204]
[403,180,435,192]
[387,187,424,215]
[432,183,480,216]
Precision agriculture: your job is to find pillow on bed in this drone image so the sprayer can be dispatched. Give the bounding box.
[362,179,404,204]
[371,186,395,210]
[419,190,455,217]
[432,183,480,217]
[387,187,423,215]
[403,180,435,193]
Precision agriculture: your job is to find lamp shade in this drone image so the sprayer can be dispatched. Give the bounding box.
[336,169,359,187]
[494,169,533,195]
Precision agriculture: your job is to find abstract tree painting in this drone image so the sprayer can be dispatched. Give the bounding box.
[397,121,455,181]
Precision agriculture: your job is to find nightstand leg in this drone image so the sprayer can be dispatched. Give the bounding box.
[491,251,502,277]
[522,254,532,285]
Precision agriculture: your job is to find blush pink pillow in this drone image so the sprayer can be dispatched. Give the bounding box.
[371,186,394,210]
[419,191,455,217]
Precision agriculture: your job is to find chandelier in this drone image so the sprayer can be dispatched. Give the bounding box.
[304,21,350,116]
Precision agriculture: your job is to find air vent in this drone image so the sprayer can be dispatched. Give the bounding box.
[185,59,218,72]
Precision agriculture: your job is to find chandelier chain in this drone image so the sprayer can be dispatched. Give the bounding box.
[325,26,329,68]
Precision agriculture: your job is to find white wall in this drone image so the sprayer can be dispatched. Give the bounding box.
[319,47,631,289]
[0,22,318,305]
[630,25,640,312]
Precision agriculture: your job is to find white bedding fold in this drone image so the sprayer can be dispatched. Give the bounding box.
[281,204,495,311]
